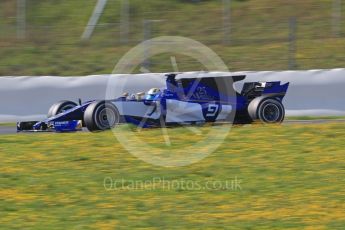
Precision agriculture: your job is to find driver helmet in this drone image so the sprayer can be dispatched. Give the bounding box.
[145,88,161,100]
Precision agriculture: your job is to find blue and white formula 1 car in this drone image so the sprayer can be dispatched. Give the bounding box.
[17,73,289,132]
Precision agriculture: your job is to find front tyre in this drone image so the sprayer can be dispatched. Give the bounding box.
[84,101,120,132]
[47,100,78,118]
[248,98,285,123]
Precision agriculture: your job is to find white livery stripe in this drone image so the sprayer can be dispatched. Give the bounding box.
[216,105,232,121]
[166,99,204,123]
[113,101,161,119]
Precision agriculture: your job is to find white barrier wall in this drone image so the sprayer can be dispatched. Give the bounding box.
[1,69,345,122]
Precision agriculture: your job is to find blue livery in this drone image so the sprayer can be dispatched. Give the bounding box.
[17,73,289,132]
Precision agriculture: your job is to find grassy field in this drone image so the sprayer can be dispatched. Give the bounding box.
[286,116,345,121]
[0,123,16,127]
[1,0,345,75]
[1,122,345,229]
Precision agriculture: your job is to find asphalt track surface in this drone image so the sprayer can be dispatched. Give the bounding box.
[1,119,345,135]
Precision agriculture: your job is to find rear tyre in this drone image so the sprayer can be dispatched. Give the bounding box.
[47,100,78,118]
[84,101,120,132]
[248,98,285,123]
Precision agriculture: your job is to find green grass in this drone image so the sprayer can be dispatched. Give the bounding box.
[1,123,345,229]
[0,123,16,127]
[1,0,345,76]
[286,116,345,120]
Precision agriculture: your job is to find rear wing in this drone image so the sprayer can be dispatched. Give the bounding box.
[166,73,246,82]
[165,73,246,92]
[242,81,289,100]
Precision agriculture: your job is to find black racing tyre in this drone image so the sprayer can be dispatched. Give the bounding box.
[248,98,285,123]
[84,101,120,132]
[47,100,78,118]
